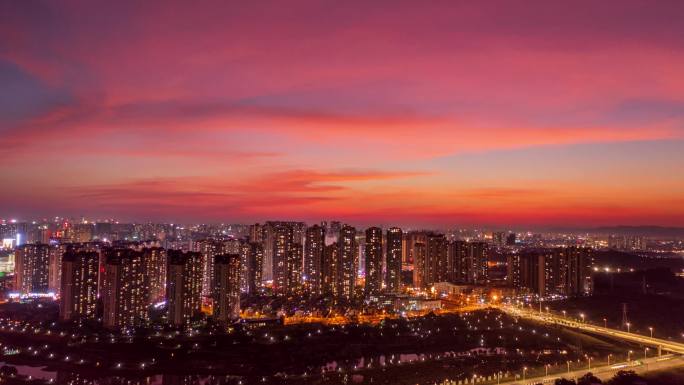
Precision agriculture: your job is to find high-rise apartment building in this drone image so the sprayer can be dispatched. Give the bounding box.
[448,240,468,282]
[143,247,166,304]
[336,225,357,300]
[507,247,593,297]
[271,223,294,294]
[424,233,449,285]
[213,254,241,323]
[322,243,338,295]
[167,250,203,327]
[304,225,325,295]
[385,227,403,293]
[197,240,223,297]
[364,227,383,298]
[467,242,489,284]
[245,242,264,294]
[102,249,148,330]
[59,251,99,322]
[15,243,50,294]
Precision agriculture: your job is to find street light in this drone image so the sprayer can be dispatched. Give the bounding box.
[523,367,528,380]
[628,350,633,362]
[545,364,550,377]
[626,322,631,333]
[644,347,649,359]
[567,361,571,373]
[603,318,607,328]
[608,354,613,365]
[562,310,567,318]
[649,327,653,338]
[580,313,585,323]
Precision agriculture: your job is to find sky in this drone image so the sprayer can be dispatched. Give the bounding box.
[1,0,684,228]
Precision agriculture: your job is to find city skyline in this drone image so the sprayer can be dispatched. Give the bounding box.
[2,1,684,227]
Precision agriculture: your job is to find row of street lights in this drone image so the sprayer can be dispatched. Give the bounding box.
[524,349,650,381]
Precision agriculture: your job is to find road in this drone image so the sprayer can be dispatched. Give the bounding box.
[499,305,684,355]
[495,355,684,385]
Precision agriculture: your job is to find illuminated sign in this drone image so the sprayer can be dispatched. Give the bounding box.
[8,292,57,300]
[2,239,14,249]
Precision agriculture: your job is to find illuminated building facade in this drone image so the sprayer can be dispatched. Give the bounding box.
[143,247,167,304]
[15,243,50,294]
[385,227,403,293]
[321,243,338,295]
[213,253,241,323]
[336,225,357,300]
[304,224,325,295]
[167,250,203,327]
[59,251,99,321]
[364,227,383,298]
[245,242,263,294]
[102,249,148,330]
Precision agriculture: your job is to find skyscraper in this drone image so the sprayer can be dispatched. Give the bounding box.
[385,227,403,293]
[59,251,99,322]
[102,249,148,330]
[167,250,203,327]
[15,243,50,294]
[448,240,468,283]
[364,227,383,299]
[337,225,357,300]
[213,254,241,323]
[304,225,325,295]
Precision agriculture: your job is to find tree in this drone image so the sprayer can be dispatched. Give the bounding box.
[555,379,577,385]
[578,372,602,385]
[606,370,645,385]
[0,365,18,377]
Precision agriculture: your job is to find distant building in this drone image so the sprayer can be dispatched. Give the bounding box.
[506,233,516,246]
[59,251,99,322]
[213,254,241,323]
[608,235,646,251]
[507,247,593,297]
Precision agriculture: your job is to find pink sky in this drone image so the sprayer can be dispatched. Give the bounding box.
[1,1,683,227]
